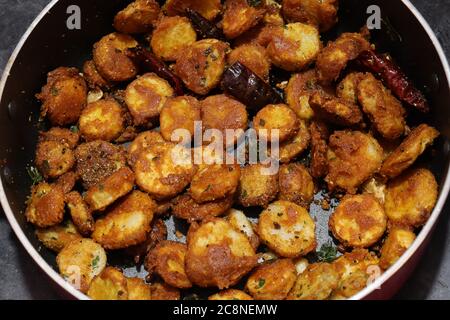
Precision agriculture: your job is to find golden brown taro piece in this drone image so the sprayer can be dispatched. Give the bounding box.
[254,104,299,143]
[26,182,65,228]
[37,67,87,126]
[79,99,125,142]
[150,16,197,61]
[55,171,78,194]
[287,262,339,300]
[39,127,80,149]
[282,0,339,32]
[277,120,310,163]
[160,96,201,142]
[125,73,175,126]
[66,191,94,237]
[285,70,320,121]
[87,267,128,300]
[384,168,438,228]
[237,163,279,207]
[75,140,127,189]
[380,124,439,179]
[222,0,266,39]
[93,33,138,82]
[114,0,160,34]
[279,163,314,207]
[92,191,155,250]
[35,140,75,179]
[172,193,234,222]
[85,167,135,211]
[127,131,165,166]
[316,32,371,83]
[234,24,279,48]
[190,164,241,203]
[263,0,284,26]
[326,130,383,194]
[164,0,222,21]
[336,72,365,104]
[227,44,271,82]
[56,238,107,293]
[209,289,253,300]
[36,220,82,252]
[201,94,248,145]
[185,218,258,289]
[82,60,113,90]
[246,259,297,300]
[127,277,152,300]
[225,208,260,251]
[267,23,321,72]
[258,201,316,258]
[309,120,329,178]
[150,282,180,300]
[309,91,363,127]
[145,241,192,289]
[380,227,416,270]
[174,39,228,95]
[332,248,380,298]
[357,73,406,140]
[329,194,387,248]
[134,142,196,200]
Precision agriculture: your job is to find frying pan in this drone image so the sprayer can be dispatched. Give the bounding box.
[0,0,449,300]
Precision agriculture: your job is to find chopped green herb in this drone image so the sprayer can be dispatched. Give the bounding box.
[257,278,265,288]
[70,125,79,133]
[317,242,338,263]
[247,0,262,7]
[241,189,248,198]
[26,166,43,185]
[51,87,59,96]
[91,255,100,269]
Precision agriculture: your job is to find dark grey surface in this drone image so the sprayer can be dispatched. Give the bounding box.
[0,0,449,300]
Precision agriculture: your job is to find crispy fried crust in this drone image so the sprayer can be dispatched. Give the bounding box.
[285,70,320,121]
[329,194,387,248]
[201,94,248,145]
[160,96,201,142]
[258,200,316,257]
[92,191,155,249]
[146,240,192,289]
[326,130,383,194]
[113,0,160,34]
[75,140,127,189]
[332,248,379,298]
[225,208,260,251]
[87,267,129,300]
[82,60,113,90]
[127,131,165,166]
[209,289,253,300]
[185,218,257,289]
[93,33,138,82]
[316,32,371,83]
[134,142,196,200]
[228,44,271,82]
[380,124,439,179]
[267,23,321,71]
[66,191,94,236]
[357,73,406,139]
[254,104,299,143]
[56,238,107,293]
[246,259,297,300]
[174,39,228,95]
[55,171,78,194]
[336,72,365,104]
[85,167,135,211]
[26,182,65,228]
[125,73,175,126]
[35,140,75,179]
[222,0,266,39]
[379,227,416,270]
[384,168,438,228]
[237,163,279,207]
[127,277,152,300]
[279,163,314,207]
[282,0,339,32]
[79,98,124,142]
[310,120,329,178]
[277,120,310,163]
[190,164,241,203]
[36,220,82,252]
[172,193,234,222]
[164,0,222,21]
[151,16,197,61]
[37,67,87,126]
[287,262,339,300]
[39,127,80,149]
[150,282,180,300]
